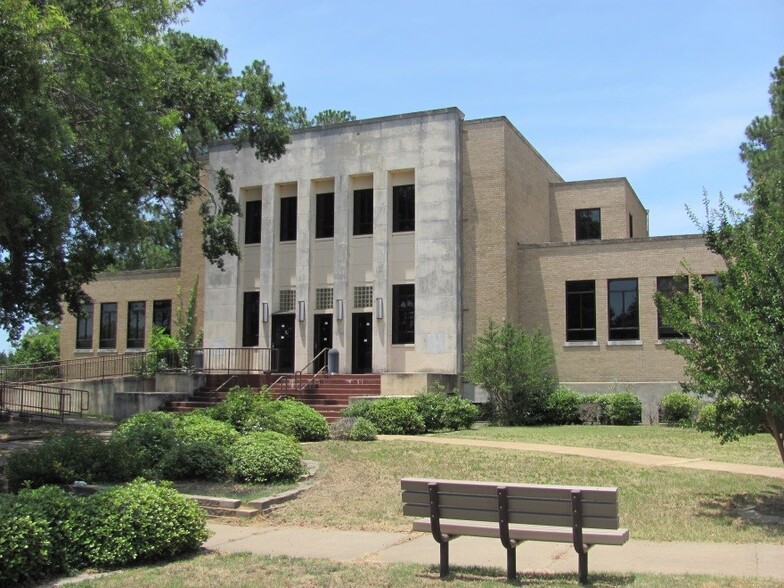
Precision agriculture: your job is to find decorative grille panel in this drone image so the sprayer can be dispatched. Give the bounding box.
[354,286,373,309]
[279,289,296,312]
[315,288,333,310]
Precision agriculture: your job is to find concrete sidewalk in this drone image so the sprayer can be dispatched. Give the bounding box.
[205,523,784,580]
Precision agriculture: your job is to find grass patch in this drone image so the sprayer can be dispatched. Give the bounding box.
[267,440,784,544]
[439,425,782,468]
[172,480,297,502]
[66,552,784,587]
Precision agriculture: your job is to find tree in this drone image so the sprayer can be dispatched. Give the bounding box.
[464,320,557,425]
[0,0,293,339]
[7,323,60,365]
[657,56,784,466]
[288,107,356,129]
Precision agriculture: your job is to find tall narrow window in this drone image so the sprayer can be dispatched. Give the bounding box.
[565,281,596,341]
[153,300,172,335]
[315,192,334,239]
[280,196,297,242]
[576,208,601,240]
[392,284,415,344]
[608,279,639,340]
[127,301,146,349]
[76,304,93,350]
[244,200,262,244]
[392,184,415,233]
[353,188,373,235]
[628,213,634,238]
[242,292,260,347]
[99,302,118,349]
[657,276,688,339]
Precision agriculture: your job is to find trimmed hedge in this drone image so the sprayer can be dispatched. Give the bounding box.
[544,387,582,425]
[245,398,329,441]
[329,416,378,441]
[174,412,240,448]
[365,398,426,435]
[411,390,479,432]
[660,391,699,426]
[229,431,304,484]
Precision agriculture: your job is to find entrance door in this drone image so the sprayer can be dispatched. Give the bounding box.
[271,314,295,372]
[313,314,333,372]
[351,312,373,374]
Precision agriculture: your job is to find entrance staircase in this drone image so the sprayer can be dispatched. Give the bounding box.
[165,373,381,422]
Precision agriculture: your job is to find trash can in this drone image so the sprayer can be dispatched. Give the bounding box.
[327,348,339,374]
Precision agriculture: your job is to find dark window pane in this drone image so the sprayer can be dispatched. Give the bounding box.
[76,304,93,350]
[393,184,415,233]
[392,284,415,344]
[353,189,373,235]
[657,276,688,339]
[607,279,639,340]
[280,197,297,242]
[99,302,117,349]
[565,280,596,341]
[242,292,260,347]
[153,300,172,335]
[244,200,262,244]
[316,192,334,239]
[576,208,601,240]
[127,301,146,348]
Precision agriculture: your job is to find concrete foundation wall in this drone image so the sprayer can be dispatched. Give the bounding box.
[381,372,460,396]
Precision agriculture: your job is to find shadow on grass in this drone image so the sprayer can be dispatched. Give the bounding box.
[699,487,784,536]
[418,565,635,586]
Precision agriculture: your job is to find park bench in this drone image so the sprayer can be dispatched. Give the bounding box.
[401,477,629,584]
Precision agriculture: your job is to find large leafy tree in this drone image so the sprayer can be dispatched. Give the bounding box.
[0,0,293,339]
[658,56,784,465]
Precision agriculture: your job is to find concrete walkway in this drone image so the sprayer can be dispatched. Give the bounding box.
[378,434,784,479]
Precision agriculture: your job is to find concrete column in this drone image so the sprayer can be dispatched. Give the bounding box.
[372,173,389,372]
[295,180,312,371]
[333,174,350,372]
[258,182,276,349]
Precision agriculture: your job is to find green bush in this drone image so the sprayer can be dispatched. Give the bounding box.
[341,399,373,419]
[174,412,240,448]
[660,391,699,426]
[210,386,271,432]
[545,387,582,425]
[0,496,52,586]
[229,431,304,484]
[245,399,329,441]
[695,403,717,433]
[604,392,642,425]
[6,430,113,492]
[348,417,378,441]
[155,440,229,481]
[111,411,178,474]
[365,397,426,435]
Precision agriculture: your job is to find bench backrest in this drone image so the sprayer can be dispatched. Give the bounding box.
[401,477,620,529]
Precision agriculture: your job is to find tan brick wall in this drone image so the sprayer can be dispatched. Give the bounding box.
[518,235,723,384]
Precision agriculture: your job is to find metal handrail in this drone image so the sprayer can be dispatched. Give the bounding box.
[294,348,329,393]
[0,381,89,422]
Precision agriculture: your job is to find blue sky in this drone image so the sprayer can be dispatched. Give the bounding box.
[1,0,782,353]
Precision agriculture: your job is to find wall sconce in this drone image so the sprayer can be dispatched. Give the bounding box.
[375,297,384,319]
[336,299,344,321]
[297,300,306,322]
[261,302,269,323]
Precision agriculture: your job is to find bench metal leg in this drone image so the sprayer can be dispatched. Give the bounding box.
[440,541,449,578]
[578,551,588,585]
[506,546,516,581]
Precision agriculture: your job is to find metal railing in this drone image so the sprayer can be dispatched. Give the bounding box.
[0,381,89,422]
[0,347,278,385]
[272,348,329,397]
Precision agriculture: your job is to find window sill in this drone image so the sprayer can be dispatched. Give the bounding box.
[607,340,642,346]
[656,338,690,345]
[74,348,94,354]
[391,343,415,347]
[98,348,117,353]
[243,242,261,247]
[314,236,334,242]
[391,230,415,236]
[126,348,146,353]
[352,233,373,239]
[563,341,599,347]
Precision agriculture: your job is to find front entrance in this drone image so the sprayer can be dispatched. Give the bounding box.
[313,314,333,372]
[271,314,295,372]
[352,312,373,374]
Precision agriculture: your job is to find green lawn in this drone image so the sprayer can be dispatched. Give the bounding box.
[438,425,783,468]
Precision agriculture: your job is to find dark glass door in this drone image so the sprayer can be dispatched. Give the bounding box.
[351,312,372,374]
[271,314,295,372]
[313,314,333,372]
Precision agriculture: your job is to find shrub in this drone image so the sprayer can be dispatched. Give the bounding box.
[5,430,113,492]
[0,496,51,586]
[695,403,717,433]
[156,440,229,481]
[174,412,240,448]
[545,387,582,425]
[604,392,642,425]
[341,399,373,419]
[229,431,304,484]
[329,417,357,440]
[211,386,271,432]
[111,411,178,474]
[365,398,426,435]
[660,391,699,426]
[348,417,378,441]
[246,399,329,441]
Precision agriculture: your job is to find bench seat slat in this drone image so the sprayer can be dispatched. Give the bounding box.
[401,478,618,503]
[401,491,619,519]
[411,518,629,546]
[404,503,618,529]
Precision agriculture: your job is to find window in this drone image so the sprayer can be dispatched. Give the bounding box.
[392,284,415,344]
[657,276,688,339]
[153,300,172,335]
[76,304,93,350]
[702,274,721,290]
[242,292,260,347]
[279,289,296,312]
[353,188,373,235]
[392,184,415,232]
[607,279,639,340]
[565,281,596,341]
[629,214,634,238]
[126,301,146,349]
[315,192,334,239]
[99,302,118,349]
[244,200,262,244]
[315,288,333,311]
[354,286,373,308]
[280,196,297,242]
[576,208,601,240]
